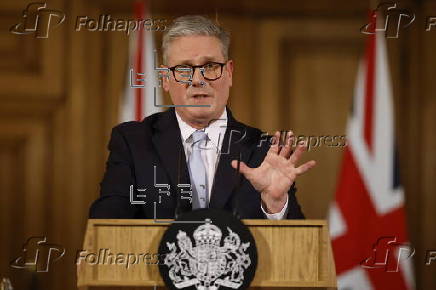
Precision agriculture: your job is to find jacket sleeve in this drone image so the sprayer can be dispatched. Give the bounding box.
[89,125,141,218]
[285,184,305,219]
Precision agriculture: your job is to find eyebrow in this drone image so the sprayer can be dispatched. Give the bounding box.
[177,56,221,66]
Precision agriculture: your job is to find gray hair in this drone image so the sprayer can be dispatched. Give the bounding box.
[162,15,230,64]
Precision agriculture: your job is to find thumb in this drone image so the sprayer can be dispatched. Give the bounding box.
[231,160,252,176]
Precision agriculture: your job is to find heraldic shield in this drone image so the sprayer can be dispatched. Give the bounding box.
[158,208,258,290]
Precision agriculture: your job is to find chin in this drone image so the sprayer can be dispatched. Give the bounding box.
[188,106,215,119]
[184,105,223,124]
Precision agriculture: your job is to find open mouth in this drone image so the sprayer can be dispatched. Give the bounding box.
[190,94,213,103]
[192,94,209,99]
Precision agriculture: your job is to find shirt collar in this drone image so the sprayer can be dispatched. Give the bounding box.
[175,108,228,148]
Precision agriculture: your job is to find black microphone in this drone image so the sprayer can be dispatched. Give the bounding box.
[231,151,243,219]
[174,146,185,219]
[174,136,244,219]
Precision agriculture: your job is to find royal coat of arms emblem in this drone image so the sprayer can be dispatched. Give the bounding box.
[163,219,252,290]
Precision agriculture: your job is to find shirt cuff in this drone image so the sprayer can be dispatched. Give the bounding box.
[261,196,289,220]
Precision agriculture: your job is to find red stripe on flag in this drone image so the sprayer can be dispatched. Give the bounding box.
[363,12,376,152]
[332,148,408,289]
[134,1,146,121]
[331,10,412,290]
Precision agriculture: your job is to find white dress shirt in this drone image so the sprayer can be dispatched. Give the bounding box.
[175,108,289,220]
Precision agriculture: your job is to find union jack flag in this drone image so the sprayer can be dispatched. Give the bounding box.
[329,13,415,290]
[120,0,163,122]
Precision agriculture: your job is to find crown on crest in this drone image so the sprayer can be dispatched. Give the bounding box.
[193,219,222,246]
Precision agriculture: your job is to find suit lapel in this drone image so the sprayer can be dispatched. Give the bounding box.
[209,109,253,209]
[152,109,191,189]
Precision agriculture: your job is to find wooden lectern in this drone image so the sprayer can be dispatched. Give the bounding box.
[77,219,337,290]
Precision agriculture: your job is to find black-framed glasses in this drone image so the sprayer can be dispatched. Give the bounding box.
[168,62,226,83]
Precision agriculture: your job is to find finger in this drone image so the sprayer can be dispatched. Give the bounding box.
[231,160,253,176]
[269,131,281,154]
[279,130,294,159]
[295,160,316,175]
[289,141,307,164]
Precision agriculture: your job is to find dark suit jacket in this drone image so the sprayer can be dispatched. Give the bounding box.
[89,107,304,219]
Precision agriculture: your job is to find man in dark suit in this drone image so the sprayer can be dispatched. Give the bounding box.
[89,15,316,220]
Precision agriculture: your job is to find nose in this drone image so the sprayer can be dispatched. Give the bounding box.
[190,67,206,87]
